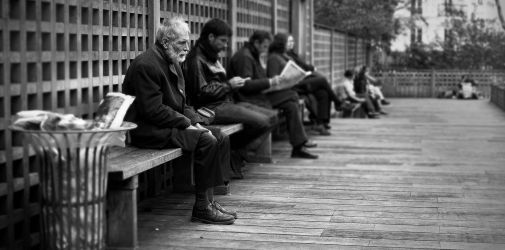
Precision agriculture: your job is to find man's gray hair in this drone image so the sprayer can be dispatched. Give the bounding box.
[156,16,190,43]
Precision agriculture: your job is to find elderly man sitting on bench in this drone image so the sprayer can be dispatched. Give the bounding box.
[122,17,236,225]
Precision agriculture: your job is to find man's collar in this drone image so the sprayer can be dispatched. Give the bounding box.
[154,41,178,65]
[197,39,219,63]
[245,42,259,60]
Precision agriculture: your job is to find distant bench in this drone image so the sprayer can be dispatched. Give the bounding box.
[106,123,249,250]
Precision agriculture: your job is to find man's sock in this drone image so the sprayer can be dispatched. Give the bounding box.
[207,187,215,203]
[195,189,210,210]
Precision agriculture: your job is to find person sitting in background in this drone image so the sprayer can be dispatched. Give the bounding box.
[122,17,236,225]
[227,30,318,159]
[285,34,341,131]
[267,33,339,135]
[183,18,278,177]
[353,66,384,118]
[366,78,391,106]
[335,70,365,103]
[334,70,365,117]
[457,75,481,99]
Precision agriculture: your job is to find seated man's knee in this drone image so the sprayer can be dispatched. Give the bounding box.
[197,132,218,149]
[283,100,300,115]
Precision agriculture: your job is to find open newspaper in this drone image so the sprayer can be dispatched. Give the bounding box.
[264,60,311,93]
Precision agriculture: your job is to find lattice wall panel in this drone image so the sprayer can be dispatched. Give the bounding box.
[304,0,313,64]
[159,0,228,47]
[332,32,346,85]
[276,0,290,34]
[313,27,331,82]
[235,0,273,50]
[356,38,367,67]
[0,0,149,248]
[346,36,357,69]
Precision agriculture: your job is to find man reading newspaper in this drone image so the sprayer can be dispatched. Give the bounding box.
[263,60,311,93]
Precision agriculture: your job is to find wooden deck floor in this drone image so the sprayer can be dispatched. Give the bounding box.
[136,99,505,249]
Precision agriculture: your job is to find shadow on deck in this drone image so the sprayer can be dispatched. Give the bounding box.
[136,99,505,249]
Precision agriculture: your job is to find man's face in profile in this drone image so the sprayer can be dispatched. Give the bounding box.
[209,34,229,53]
[165,30,190,62]
[255,39,270,54]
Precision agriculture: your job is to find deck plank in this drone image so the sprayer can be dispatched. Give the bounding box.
[137,99,505,249]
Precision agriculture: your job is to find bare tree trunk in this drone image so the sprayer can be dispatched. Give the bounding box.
[496,0,505,31]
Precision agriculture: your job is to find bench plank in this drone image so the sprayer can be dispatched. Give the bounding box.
[211,123,244,136]
[108,146,182,180]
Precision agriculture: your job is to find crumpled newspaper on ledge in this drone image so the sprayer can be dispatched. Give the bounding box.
[12,92,135,147]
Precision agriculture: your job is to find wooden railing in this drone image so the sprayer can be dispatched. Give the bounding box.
[374,70,505,98]
[491,84,505,111]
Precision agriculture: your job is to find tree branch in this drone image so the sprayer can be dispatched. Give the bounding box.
[496,0,505,31]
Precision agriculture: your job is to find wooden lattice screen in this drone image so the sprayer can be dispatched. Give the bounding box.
[331,31,346,84]
[276,0,290,34]
[312,25,371,86]
[235,0,273,52]
[0,0,150,249]
[0,0,313,249]
[313,26,331,82]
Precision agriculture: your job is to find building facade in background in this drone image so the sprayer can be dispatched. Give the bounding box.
[392,0,501,51]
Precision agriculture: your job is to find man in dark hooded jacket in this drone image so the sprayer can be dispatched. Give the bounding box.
[183,19,278,168]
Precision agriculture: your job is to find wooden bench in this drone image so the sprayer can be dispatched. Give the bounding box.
[107,146,182,250]
[106,123,250,250]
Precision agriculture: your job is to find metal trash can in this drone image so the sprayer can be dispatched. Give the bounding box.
[11,122,136,250]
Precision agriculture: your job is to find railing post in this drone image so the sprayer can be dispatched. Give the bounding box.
[291,0,304,58]
[148,0,160,47]
[308,0,314,65]
[329,29,334,85]
[393,71,398,97]
[272,0,278,34]
[431,69,436,98]
[344,33,348,70]
[228,0,237,55]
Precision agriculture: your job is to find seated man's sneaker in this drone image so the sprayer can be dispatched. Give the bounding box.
[381,99,391,105]
[212,201,238,219]
[379,110,388,115]
[291,148,318,159]
[191,204,235,225]
[367,112,380,119]
[303,140,317,148]
[312,124,331,136]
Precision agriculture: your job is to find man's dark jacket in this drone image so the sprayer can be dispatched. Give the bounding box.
[122,42,204,149]
[183,40,232,109]
[227,43,297,107]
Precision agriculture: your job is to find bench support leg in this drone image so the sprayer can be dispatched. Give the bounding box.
[107,176,138,250]
[246,132,272,163]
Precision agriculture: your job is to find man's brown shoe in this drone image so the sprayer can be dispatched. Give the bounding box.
[291,148,318,159]
[191,204,235,225]
[212,201,238,219]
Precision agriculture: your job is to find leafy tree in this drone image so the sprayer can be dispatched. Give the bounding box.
[314,0,406,47]
[393,17,505,70]
[496,0,505,31]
